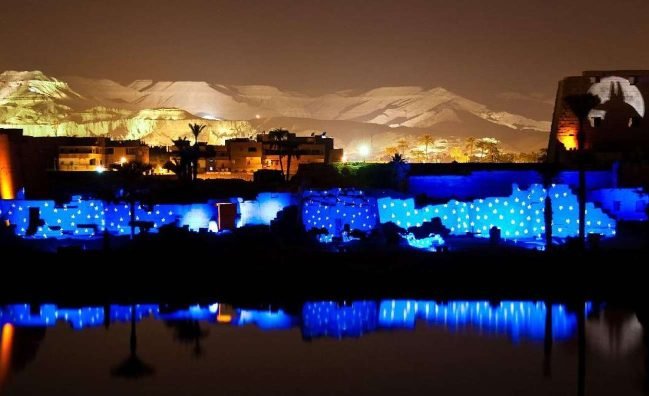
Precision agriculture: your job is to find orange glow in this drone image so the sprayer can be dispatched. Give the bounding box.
[558,127,578,150]
[216,314,232,323]
[0,324,15,387]
[0,135,15,199]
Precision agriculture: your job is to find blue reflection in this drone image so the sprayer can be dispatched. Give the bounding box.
[302,301,379,339]
[237,309,296,330]
[378,300,579,341]
[0,300,588,343]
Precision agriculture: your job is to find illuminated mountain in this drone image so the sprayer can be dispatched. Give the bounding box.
[0,70,550,152]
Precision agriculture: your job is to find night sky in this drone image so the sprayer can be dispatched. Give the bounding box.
[1,0,649,103]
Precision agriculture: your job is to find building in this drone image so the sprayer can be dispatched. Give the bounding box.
[226,138,263,172]
[257,131,343,177]
[548,70,649,165]
[58,139,149,171]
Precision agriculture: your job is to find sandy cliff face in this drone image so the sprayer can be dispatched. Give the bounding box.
[0,70,550,153]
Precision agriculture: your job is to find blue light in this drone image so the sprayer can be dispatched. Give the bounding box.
[377,183,617,243]
[238,193,294,226]
[237,309,296,330]
[377,300,579,341]
[302,301,379,339]
[302,189,378,238]
[1,301,590,343]
[404,232,445,250]
[181,207,211,232]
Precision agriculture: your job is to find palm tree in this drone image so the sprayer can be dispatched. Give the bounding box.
[165,320,209,358]
[189,123,206,145]
[383,146,399,162]
[188,124,206,181]
[114,161,152,239]
[397,138,409,156]
[543,301,553,378]
[464,137,477,161]
[111,305,155,379]
[419,134,434,162]
[390,153,408,191]
[565,94,601,250]
[390,153,405,165]
[541,164,558,252]
[268,129,300,182]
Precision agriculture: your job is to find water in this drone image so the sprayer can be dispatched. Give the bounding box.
[0,301,645,395]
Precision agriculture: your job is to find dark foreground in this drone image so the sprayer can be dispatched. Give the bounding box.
[1,239,647,307]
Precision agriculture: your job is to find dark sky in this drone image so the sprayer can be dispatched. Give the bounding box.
[1,0,649,103]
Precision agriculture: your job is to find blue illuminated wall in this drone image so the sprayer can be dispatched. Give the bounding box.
[0,192,294,240]
[302,301,379,339]
[0,198,218,239]
[0,199,106,239]
[378,183,616,240]
[589,188,648,221]
[237,192,295,227]
[302,189,378,236]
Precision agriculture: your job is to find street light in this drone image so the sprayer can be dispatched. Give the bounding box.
[359,144,371,162]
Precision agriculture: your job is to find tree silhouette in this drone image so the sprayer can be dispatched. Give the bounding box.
[166,124,213,182]
[189,123,206,145]
[189,124,207,181]
[382,146,400,162]
[165,320,209,358]
[419,134,434,162]
[397,138,409,156]
[110,161,152,239]
[541,164,558,253]
[111,305,155,379]
[390,153,409,191]
[565,93,601,250]
[390,153,405,165]
[268,129,301,182]
[464,137,477,161]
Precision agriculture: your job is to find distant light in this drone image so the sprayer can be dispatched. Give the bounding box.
[119,157,127,165]
[255,114,261,119]
[95,165,106,173]
[359,144,371,158]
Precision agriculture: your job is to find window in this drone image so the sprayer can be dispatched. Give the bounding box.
[248,147,257,153]
[104,148,114,154]
[126,147,139,155]
[90,159,96,166]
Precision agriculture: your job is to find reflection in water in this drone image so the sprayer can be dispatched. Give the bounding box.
[1,301,646,395]
[0,324,14,388]
[0,323,46,390]
[544,302,553,378]
[165,320,210,358]
[111,305,155,379]
[1,301,584,342]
